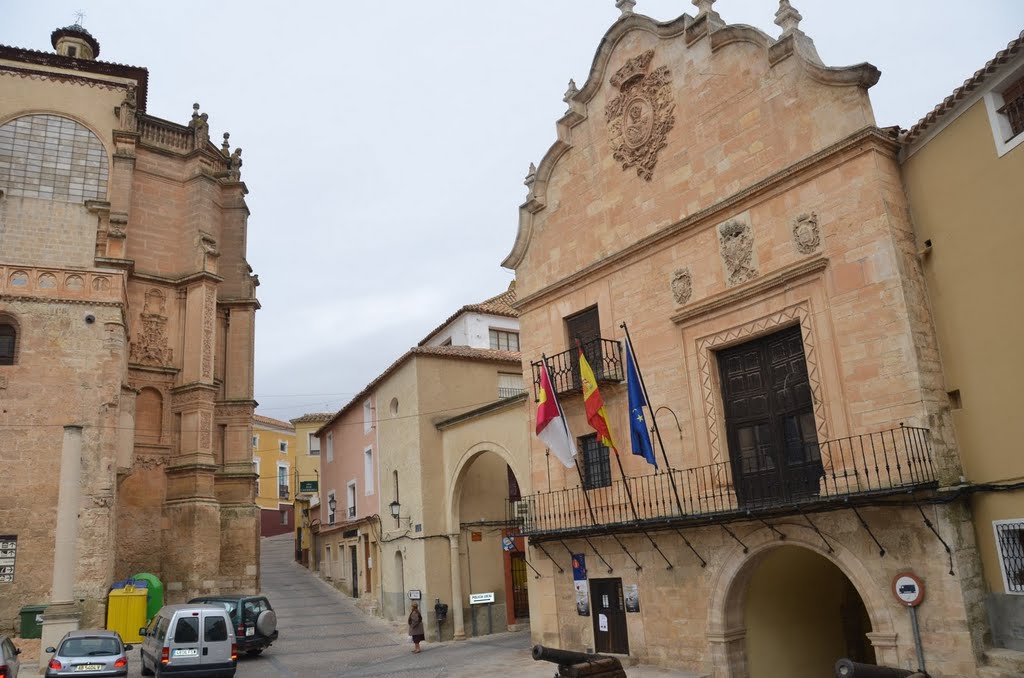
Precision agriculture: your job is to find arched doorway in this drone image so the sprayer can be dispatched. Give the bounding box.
[449,447,528,635]
[389,550,406,621]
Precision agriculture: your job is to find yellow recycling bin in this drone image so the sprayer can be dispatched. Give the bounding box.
[106,584,148,643]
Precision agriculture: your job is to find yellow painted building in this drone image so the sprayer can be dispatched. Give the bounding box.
[253,415,297,537]
[290,412,333,568]
[900,32,1024,655]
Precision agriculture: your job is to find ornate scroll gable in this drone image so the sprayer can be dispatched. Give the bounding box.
[130,288,173,366]
[605,50,676,181]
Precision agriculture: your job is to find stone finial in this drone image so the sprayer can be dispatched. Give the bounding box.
[692,0,720,20]
[774,0,803,35]
[563,79,579,105]
[191,103,201,123]
[524,162,537,189]
[616,0,636,15]
[221,132,231,157]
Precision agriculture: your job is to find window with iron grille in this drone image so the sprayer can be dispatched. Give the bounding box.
[998,75,1024,140]
[0,321,17,365]
[995,520,1024,594]
[579,433,611,490]
[489,329,520,352]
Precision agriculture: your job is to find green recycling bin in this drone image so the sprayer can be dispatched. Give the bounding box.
[19,604,47,639]
[131,572,164,622]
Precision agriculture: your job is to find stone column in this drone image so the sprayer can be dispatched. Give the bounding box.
[40,426,84,669]
[450,535,466,640]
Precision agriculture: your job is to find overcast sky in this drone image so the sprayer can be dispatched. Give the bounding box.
[5,1,1023,421]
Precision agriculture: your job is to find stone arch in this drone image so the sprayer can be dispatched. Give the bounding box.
[446,440,525,534]
[134,387,163,445]
[0,113,109,202]
[706,523,896,677]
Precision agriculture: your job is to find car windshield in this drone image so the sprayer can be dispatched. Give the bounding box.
[60,637,120,657]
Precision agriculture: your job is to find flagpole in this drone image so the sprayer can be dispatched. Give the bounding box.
[620,322,685,516]
[543,354,598,527]
[576,338,639,522]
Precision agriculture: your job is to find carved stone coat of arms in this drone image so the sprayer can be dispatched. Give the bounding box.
[605,50,676,181]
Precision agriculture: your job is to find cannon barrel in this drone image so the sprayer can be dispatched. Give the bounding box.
[835,659,926,678]
[532,644,598,666]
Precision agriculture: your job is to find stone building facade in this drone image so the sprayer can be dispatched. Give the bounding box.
[0,24,260,642]
[504,3,989,677]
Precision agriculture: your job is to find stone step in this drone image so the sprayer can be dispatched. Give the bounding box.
[979,667,1019,678]
[985,647,1024,672]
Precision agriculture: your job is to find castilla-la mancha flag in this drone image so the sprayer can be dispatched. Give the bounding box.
[579,348,618,455]
[536,362,577,468]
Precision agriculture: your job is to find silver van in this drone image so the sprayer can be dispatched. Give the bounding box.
[138,604,236,677]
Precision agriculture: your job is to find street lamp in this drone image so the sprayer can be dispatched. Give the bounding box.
[328,496,337,515]
[389,500,401,520]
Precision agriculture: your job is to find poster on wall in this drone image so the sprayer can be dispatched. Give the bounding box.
[0,535,16,583]
[574,580,590,616]
[624,584,640,613]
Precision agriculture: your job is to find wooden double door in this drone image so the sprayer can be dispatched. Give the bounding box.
[591,578,629,655]
[718,325,823,508]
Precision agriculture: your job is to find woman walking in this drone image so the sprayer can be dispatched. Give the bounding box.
[408,602,425,653]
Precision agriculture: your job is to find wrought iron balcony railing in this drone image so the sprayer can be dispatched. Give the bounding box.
[347,506,356,519]
[498,386,527,399]
[278,485,290,500]
[531,337,624,397]
[508,425,935,538]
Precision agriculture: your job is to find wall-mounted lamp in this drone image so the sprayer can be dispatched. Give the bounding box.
[328,496,337,514]
[301,507,310,519]
[389,500,401,519]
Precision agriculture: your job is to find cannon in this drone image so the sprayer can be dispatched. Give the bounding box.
[532,644,627,678]
[835,659,929,678]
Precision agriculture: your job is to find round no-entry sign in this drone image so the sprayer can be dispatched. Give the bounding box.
[892,572,925,607]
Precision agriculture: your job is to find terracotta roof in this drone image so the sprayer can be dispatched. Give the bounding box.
[315,345,522,436]
[290,412,335,424]
[0,43,149,111]
[254,414,295,431]
[417,282,518,347]
[903,30,1024,145]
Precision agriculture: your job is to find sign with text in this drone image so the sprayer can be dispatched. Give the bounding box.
[299,480,318,493]
[0,535,16,583]
[408,589,421,600]
[469,592,495,605]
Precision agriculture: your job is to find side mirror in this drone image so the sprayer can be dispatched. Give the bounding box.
[124,644,133,651]
[139,627,148,636]
[14,647,21,655]
[45,646,56,653]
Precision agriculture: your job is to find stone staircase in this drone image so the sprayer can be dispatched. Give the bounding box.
[979,647,1024,678]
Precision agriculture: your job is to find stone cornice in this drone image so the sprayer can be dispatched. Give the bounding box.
[435,392,527,430]
[218,297,261,310]
[513,126,897,312]
[502,12,880,271]
[131,270,223,286]
[671,256,829,325]
[128,363,179,375]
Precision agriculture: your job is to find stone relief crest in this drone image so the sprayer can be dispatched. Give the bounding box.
[718,219,758,286]
[670,267,693,305]
[130,288,173,366]
[792,212,821,254]
[605,50,676,181]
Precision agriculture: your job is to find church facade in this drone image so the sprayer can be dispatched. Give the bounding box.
[0,23,260,641]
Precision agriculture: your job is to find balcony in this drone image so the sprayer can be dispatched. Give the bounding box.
[531,337,624,397]
[278,485,290,500]
[508,425,936,539]
[347,506,356,519]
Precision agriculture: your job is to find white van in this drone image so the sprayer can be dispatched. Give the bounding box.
[138,604,236,677]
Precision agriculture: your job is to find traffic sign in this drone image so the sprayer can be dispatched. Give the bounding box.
[501,537,515,551]
[892,572,925,607]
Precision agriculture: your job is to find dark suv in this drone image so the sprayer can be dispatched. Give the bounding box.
[188,595,277,655]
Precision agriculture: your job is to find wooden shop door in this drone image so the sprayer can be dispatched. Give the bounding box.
[590,578,628,655]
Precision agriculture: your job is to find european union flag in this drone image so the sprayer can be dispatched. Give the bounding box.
[625,337,657,468]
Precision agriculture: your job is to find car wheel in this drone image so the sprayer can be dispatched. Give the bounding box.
[140,652,154,676]
[246,648,263,656]
[255,609,277,637]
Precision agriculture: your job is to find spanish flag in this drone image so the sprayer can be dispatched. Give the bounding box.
[579,348,618,455]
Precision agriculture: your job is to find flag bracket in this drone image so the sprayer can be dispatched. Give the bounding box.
[610,532,642,571]
[584,536,614,574]
[674,528,707,568]
[916,502,955,576]
[799,511,833,554]
[642,530,673,570]
[559,540,576,560]
[533,542,564,574]
[721,524,748,553]
[750,514,786,540]
[851,506,886,557]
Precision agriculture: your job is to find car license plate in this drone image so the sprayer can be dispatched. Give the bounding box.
[173,648,199,657]
[246,627,255,636]
[75,665,104,671]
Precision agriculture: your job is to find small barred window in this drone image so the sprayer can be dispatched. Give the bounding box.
[995,520,1024,594]
[0,321,17,365]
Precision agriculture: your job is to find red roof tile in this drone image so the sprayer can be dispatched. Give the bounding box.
[417,283,518,347]
[254,414,295,431]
